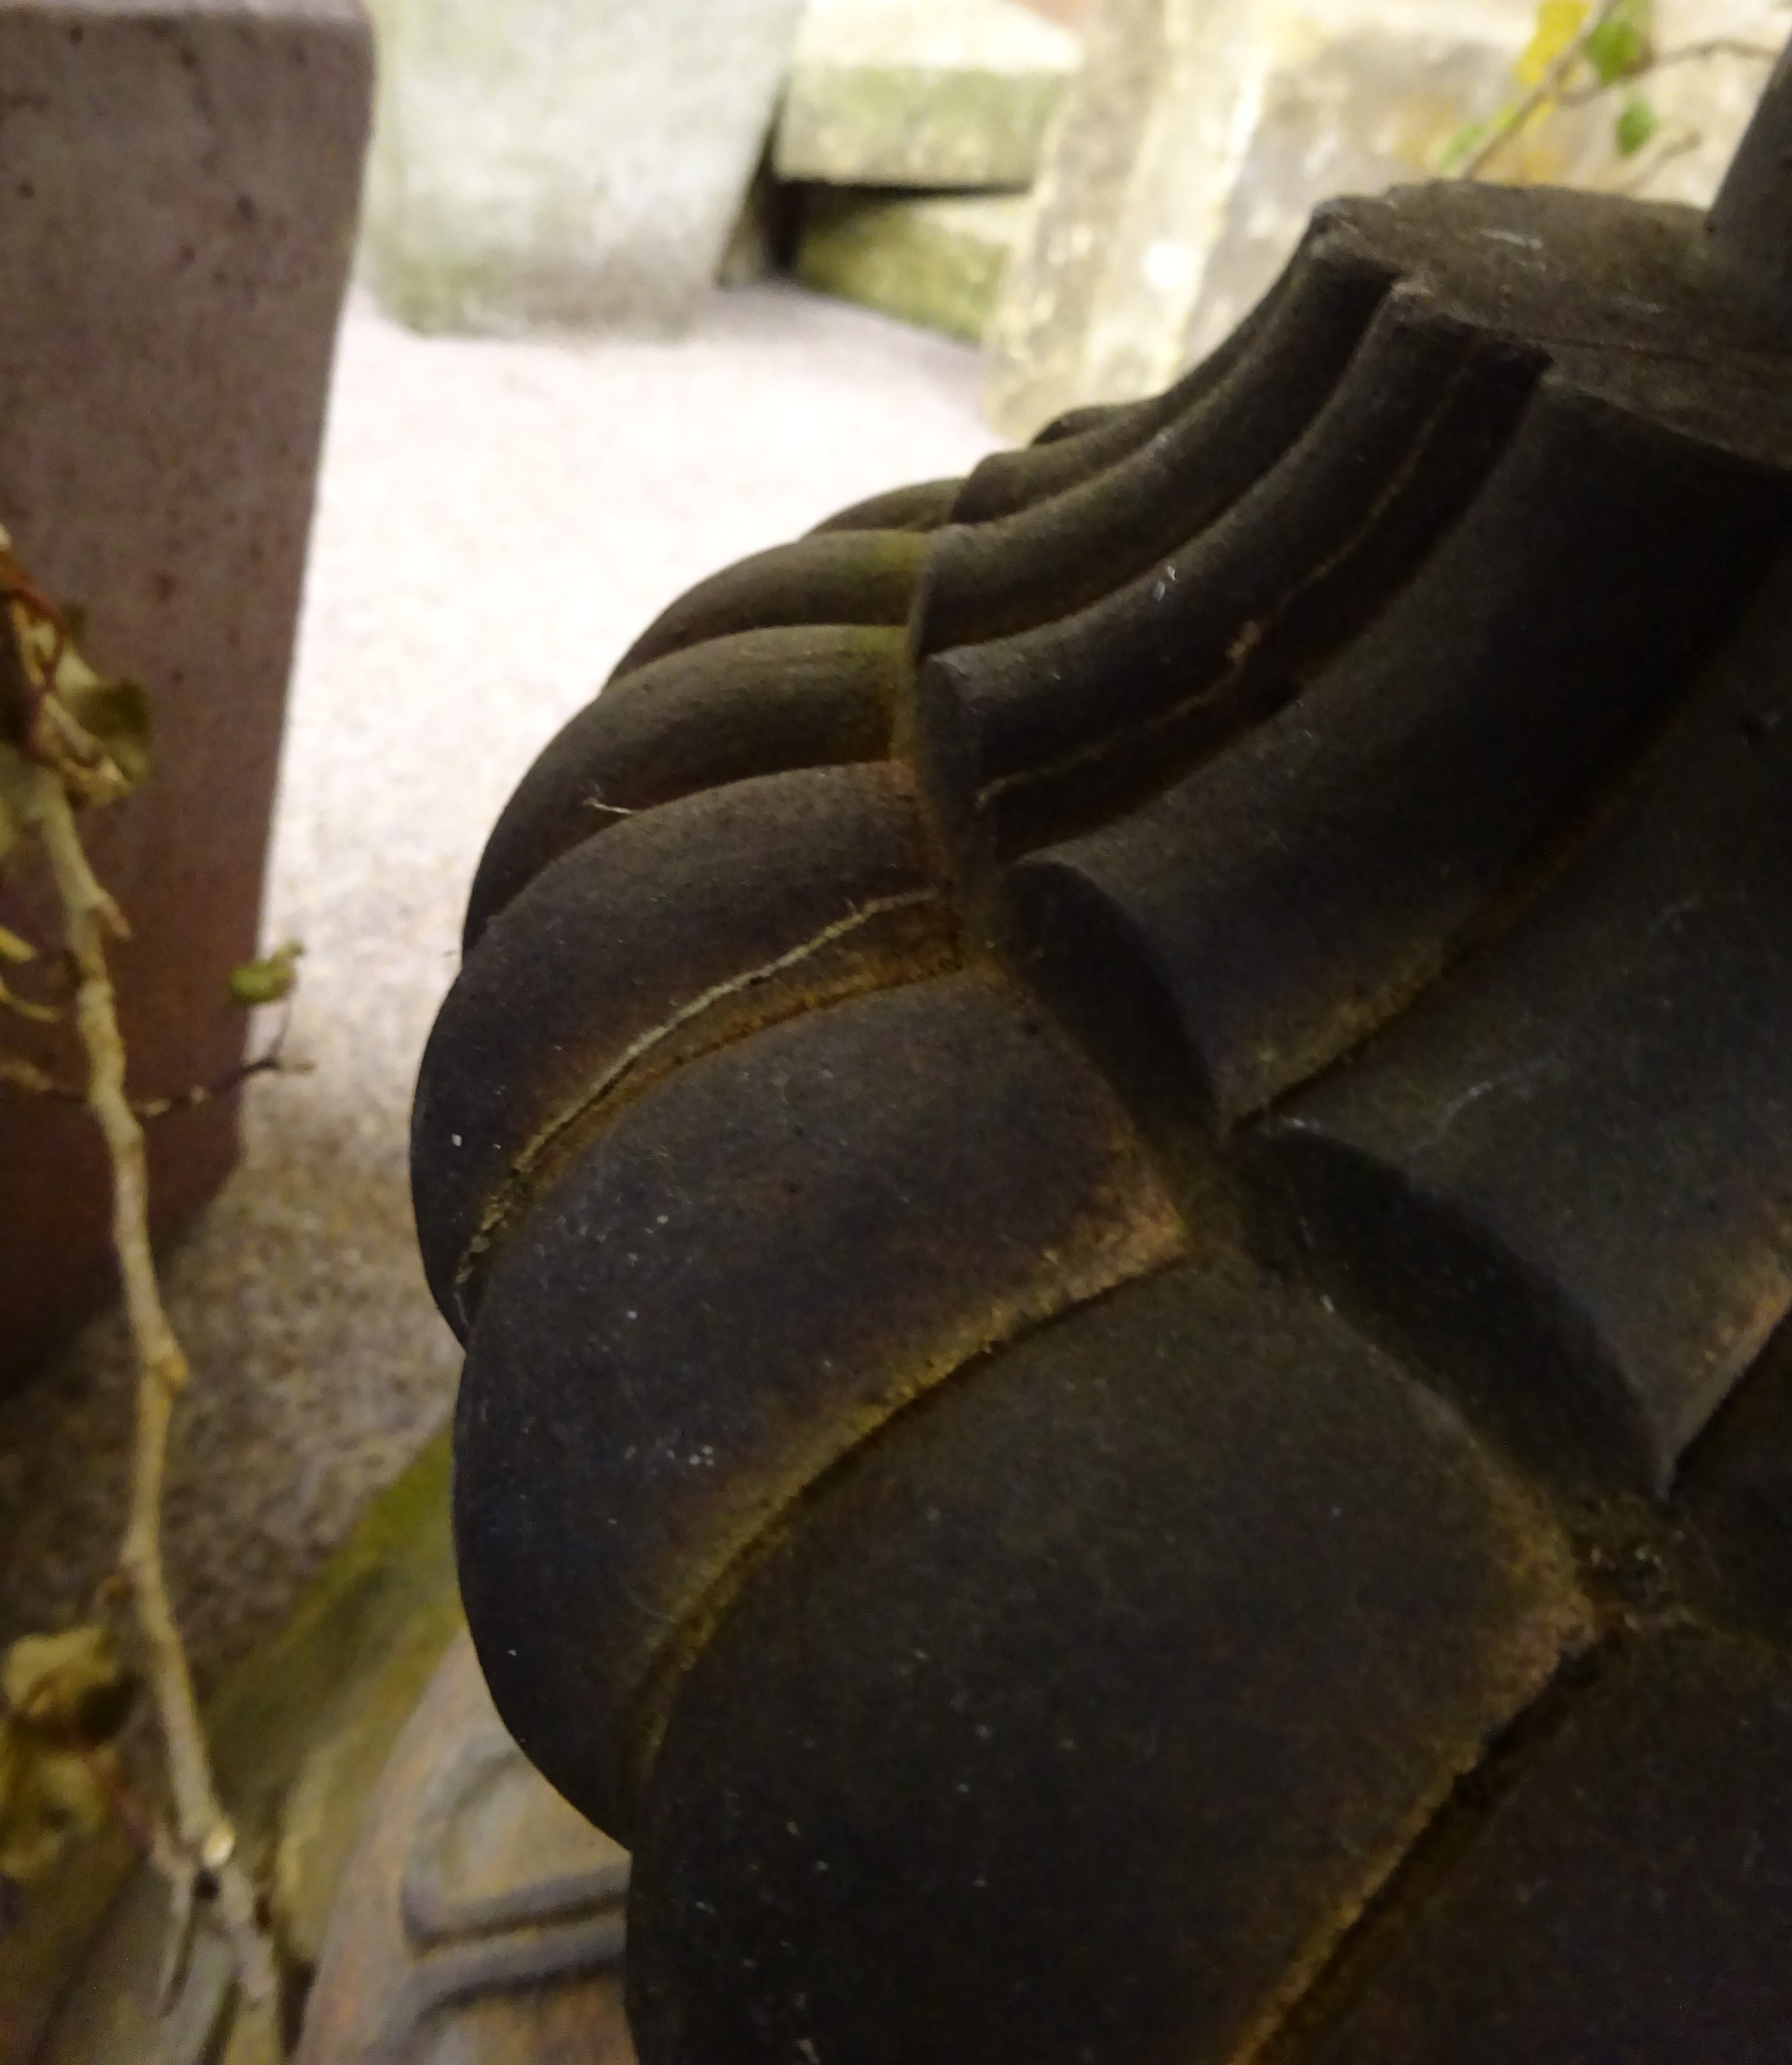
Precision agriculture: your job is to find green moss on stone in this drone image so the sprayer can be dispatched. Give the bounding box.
[797,188,1030,343]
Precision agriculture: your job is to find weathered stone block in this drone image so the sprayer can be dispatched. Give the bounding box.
[796,187,1029,341]
[361,0,805,334]
[982,0,1534,436]
[983,1,1779,436]
[297,1632,635,2065]
[1181,23,1531,367]
[1186,3,1780,367]
[0,0,371,1391]
[982,0,1245,435]
[773,0,1081,191]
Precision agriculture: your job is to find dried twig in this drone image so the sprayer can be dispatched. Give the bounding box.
[1460,0,1628,178]
[134,1033,306,1120]
[1612,123,1705,193]
[0,750,281,2034]
[0,1054,57,1096]
[1,531,290,2049]
[0,1023,303,1117]
[1558,36,1781,102]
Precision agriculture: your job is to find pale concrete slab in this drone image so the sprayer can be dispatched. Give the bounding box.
[361,0,805,334]
[797,188,1031,341]
[982,0,1534,437]
[775,0,1081,190]
[983,0,1777,439]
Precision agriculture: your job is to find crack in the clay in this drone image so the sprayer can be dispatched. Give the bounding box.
[451,887,948,1317]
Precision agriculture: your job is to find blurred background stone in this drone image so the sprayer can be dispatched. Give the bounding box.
[982,0,1253,436]
[345,0,1785,387]
[717,158,797,288]
[797,188,1030,340]
[775,0,1081,189]
[983,0,1781,437]
[359,0,805,333]
[771,0,1084,349]
[983,0,1538,436]
[1180,17,1527,367]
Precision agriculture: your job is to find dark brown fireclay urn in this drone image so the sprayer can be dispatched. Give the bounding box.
[413,42,1792,2065]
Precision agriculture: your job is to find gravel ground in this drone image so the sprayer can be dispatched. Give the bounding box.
[0,279,997,1692]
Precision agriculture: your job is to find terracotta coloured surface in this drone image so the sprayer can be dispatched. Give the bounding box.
[0,0,371,1389]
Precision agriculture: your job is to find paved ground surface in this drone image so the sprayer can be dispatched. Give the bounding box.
[0,280,997,1691]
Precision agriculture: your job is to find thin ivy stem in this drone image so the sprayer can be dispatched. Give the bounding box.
[1460,0,1628,179]
[1558,37,1781,105]
[1,753,279,2025]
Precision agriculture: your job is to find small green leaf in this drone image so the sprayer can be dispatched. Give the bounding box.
[1615,96,1660,156]
[3,1628,134,1749]
[1585,17,1649,85]
[1,1629,135,1881]
[0,1718,119,1886]
[59,677,151,795]
[229,939,304,1007]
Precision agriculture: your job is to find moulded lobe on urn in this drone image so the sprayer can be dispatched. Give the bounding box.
[918,176,1741,674]
[1003,367,1792,1129]
[1303,1633,1792,2065]
[912,182,1792,875]
[915,287,1540,863]
[910,227,1397,662]
[462,625,910,948]
[806,476,963,536]
[1247,532,1792,1499]
[452,969,1187,1846]
[415,764,956,1338]
[606,526,929,680]
[973,189,1792,1501]
[624,1262,1589,2065]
